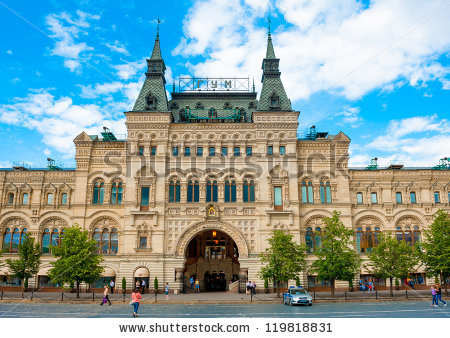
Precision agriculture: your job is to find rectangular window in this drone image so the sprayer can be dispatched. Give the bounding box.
[197,147,203,157]
[357,192,363,204]
[61,193,68,205]
[267,145,273,155]
[371,192,378,204]
[22,193,28,205]
[139,146,144,155]
[246,147,252,156]
[139,237,147,249]
[274,186,283,210]
[8,193,14,205]
[279,146,286,155]
[221,147,228,156]
[141,187,150,209]
[172,147,178,156]
[209,147,215,156]
[410,192,416,204]
[396,192,402,204]
[234,147,240,157]
[184,147,190,156]
[434,191,440,203]
[47,193,53,205]
[151,147,156,156]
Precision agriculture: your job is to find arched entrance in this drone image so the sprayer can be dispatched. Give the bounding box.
[184,230,240,291]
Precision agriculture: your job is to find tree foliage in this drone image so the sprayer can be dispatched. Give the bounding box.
[259,229,307,297]
[311,211,360,296]
[420,209,450,292]
[48,224,103,298]
[367,232,419,296]
[5,234,41,297]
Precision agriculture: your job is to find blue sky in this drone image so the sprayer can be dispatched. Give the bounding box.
[0,0,449,168]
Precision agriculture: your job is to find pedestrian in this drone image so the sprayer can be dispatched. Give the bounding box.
[100,285,111,306]
[135,279,141,290]
[141,279,146,294]
[165,282,170,300]
[431,286,438,307]
[195,278,200,293]
[368,280,375,294]
[110,279,115,294]
[435,284,447,306]
[251,281,256,294]
[131,288,142,317]
[359,279,363,291]
[246,280,251,294]
[190,276,194,291]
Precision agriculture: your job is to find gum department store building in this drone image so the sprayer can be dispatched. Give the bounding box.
[1,29,449,293]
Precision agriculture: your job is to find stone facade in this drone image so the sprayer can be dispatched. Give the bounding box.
[1,31,449,293]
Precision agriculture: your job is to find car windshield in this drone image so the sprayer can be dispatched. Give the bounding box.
[291,289,307,295]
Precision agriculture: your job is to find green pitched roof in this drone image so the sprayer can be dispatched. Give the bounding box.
[150,34,162,60]
[266,34,276,59]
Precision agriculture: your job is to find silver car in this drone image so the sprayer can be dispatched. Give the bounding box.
[283,287,313,306]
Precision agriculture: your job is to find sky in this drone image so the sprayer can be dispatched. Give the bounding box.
[0,0,449,169]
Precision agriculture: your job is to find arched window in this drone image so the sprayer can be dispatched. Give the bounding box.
[2,228,25,253]
[357,226,381,253]
[11,228,21,253]
[396,227,404,242]
[404,226,413,246]
[319,182,332,203]
[374,227,381,247]
[225,180,236,202]
[93,181,104,204]
[169,180,181,202]
[396,226,421,246]
[51,229,59,248]
[111,182,123,204]
[314,227,322,251]
[305,227,314,253]
[42,229,51,253]
[243,180,255,202]
[187,180,199,202]
[93,228,118,255]
[365,227,373,252]
[302,182,314,203]
[206,180,218,202]
[42,228,62,253]
[356,227,364,253]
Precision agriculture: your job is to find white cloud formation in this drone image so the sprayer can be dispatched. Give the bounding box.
[335,107,363,128]
[0,90,126,158]
[105,40,129,55]
[6,50,12,54]
[350,114,450,167]
[174,0,450,101]
[113,61,144,80]
[46,10,99,72]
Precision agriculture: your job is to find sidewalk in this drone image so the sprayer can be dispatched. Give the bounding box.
[0,289,436,304]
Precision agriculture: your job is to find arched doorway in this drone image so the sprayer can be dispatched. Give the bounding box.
[185,230,240,291]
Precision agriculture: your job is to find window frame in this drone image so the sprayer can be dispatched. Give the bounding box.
[371,192,378,204]
[172,147,179,156]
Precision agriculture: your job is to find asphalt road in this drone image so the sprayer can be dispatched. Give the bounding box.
[0,301,448,318]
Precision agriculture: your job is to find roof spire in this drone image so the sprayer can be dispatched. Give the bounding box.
[151,18,162,60]
[252,77,255,92]
[268,17,271,37]
[265,17,276,59]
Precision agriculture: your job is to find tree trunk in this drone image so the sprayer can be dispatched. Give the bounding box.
[21,283,24,299]
[276,281,280,298]
[390,277,393,297]
[331,279,335,297]
[76,281,80,299]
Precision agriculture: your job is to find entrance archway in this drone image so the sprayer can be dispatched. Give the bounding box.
[184,229,240,291]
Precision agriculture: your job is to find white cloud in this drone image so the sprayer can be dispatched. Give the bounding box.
[105,40,129,55]
[79,82,124,99]
[0,90,125,158]
[6,50,12,55]
[335,107,363,128]
[46,10,99,72]
[43,148,51,156]
[174,0,450,101]
[113,61,144,80]
[354,114,450,167]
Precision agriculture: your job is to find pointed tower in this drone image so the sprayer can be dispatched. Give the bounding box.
[257,28,291,111]
[132,22,169,112]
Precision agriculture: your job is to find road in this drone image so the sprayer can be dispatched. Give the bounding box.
[0,301,448,318]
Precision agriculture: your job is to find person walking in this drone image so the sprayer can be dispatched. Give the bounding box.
[246,280,251,295]
[435,284,447,306]
[110,279,115,294]
[251,281,256,295]
[100,285,111,306]
[431,286,438,307]
[165,282,170,300]
[368,280,375,294]
[195,278,200,293]
[131,288,142,317]
[135,279,141,291]
[190,276,194,291]
[141,279,146,294]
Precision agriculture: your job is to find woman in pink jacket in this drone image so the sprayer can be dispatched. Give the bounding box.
[131,288,142,317]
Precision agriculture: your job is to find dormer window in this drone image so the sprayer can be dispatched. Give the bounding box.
[269,94,280,109]
[195,102,204,109]
[224,102,232,109]
[146,94,157,110]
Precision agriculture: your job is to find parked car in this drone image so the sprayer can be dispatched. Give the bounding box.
[283,286,313,306]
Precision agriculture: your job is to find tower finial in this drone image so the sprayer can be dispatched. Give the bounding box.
[268,17,271,36]
[252,77,255,92]
[157,17,161,37]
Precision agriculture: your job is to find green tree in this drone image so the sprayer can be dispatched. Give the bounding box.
[367,232,419,296]
[5,234,41,298]
[48,224,103,298]
[154,276,159,294]
[122,277,127,294]
[311,211,360,296]
[259,229,307,297]
[420,209,450,294]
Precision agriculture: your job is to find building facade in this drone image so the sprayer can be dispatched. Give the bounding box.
[1,30,449,292]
